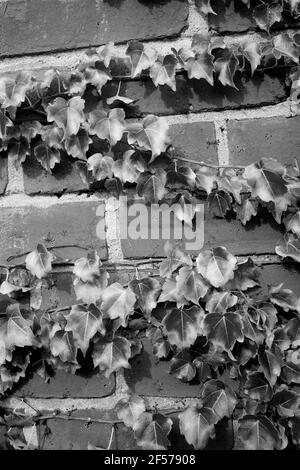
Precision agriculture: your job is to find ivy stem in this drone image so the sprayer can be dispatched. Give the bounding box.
[6,244,89,263]
[173,156,245,170]
[107,425,115,450]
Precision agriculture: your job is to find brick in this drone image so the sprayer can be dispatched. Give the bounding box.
[121,200,283,258]
[124,339,200,397]
[0,201,107,265]
[37,410,137,450]
[0,0,188,58]
[0,158,8,194]
[169,122,218,165]
[260,263,300,296]
[208,0,300,33]
[227,116,300,166]
[23,154,88,195]
[15,370,115,399]
[103,71,287,117]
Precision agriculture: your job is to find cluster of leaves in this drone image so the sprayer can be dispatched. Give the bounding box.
[200,0,300,31]
[0,241,299,450]
[0,31,299,177]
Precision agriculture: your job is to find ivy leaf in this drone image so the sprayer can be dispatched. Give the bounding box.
[23,425,39,450]
[176,266,209,305]
[50,330,77,364]
[244,157,288,201]
[64,128,91,160]
[214,49,239,89]
[179,405,216,450]
[129,277,161,319]
[239,40,262,75]
[284,211,300,238]
[162,305,204,349]
[25,244,54,279]
[203,311,244,352]
[88,107,125,146]
[112,150,141,183]
[289,418,300,446]
[247,302,278,333]
[235,198,259,225]
[158,279,186,308]
[87,153,114,181]
[225,258,260,291]
[126,41,157,78]
[46,97,85,137]
[205,290,238,314]
[34,142,61,173]
[73,250,102,283]
[116,394,146,428]
[83,63,112,94]
[270,283,298,312]
[134,413,172,450]
[92,336,131,378]
[150,55,178,91]
[193,357,212,383]
[272,386,300,417]
[196,0,216,15]
[282,362,300,384]
[196,247,237,288]
[208,190,232,218]
[253,3,283,32]
[101,282,136,327]
[0,109,13,140]
[159,241,192,278]
[150,328,171,359]
[65,304,105,355]
[126,115,169,161]
[0,72,32,108]
[0,304,35,350]
[273,32,300,63]
[73,269,109,304]
[237,415,285,450]
[185,52,214,86]
[244,372,273,401]
[258,348,282,386]
[136,169,167,204]
[169,351,196,382]
[201,379,237,421]
[276,234,300,263]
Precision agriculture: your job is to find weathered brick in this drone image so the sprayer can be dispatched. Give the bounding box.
[261,263,300,296]
[37,410,137,450]
[103,71,287,117]
[227,116,300,166]
[121,200,283,258]
[169,122,218,165]
[0,0,188,57]
[23,154,88,195]
[0,201,107,265]
[0,158,8,194]
[125,339,200,397]
[15,370,115,399]
[208,0,300,33]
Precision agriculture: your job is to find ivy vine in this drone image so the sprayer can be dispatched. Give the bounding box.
[0,3,300,450]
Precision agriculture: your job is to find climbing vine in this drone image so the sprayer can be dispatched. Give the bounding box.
[0,1,300,451]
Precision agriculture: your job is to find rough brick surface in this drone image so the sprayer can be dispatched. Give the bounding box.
[227,116,300,166]
[0,201,107,265]
[121,200,283,258]
[15,370,115,399]
[208,0,300,33]
[0,158,8,194]
[169,122,218,165]
[23,155,88,195]
[104,72,287,116]
[125,339,200,397]
[0,0,188,57]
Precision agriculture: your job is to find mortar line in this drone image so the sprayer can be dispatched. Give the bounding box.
[105,197,124,262]
[214,119,229,166]
[5,157,25,195]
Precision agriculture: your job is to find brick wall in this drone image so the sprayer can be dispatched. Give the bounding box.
[0,0,300,450]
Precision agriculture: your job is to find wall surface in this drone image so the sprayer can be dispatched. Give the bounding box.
[0,0,300,450]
